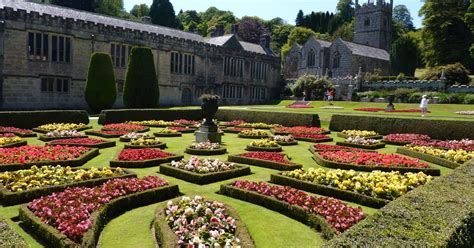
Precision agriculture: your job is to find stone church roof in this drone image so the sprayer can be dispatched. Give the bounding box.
[239,41,273,56]
[206,35,234,46]
[316,39,332,48]
[340,40,390,61]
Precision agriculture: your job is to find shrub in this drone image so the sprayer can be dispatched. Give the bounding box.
[464,94,474,104]
[85,53,117,113]
[363,68,382,83]
[393,88,418,100]
[123,47,160,108]
[422,63,470,85]
[291,75,334,100]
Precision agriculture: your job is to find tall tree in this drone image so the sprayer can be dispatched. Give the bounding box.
[238,16,269,44]
[336,0,355,22]
[149,0,179,28]
[296,10,305,26]
[393,5,415,31]
[391,35,421,76]
[50,0,95,12]
[85,53,117,113]
[95,0,124,17]
[420,0,472,70]
[130,4,150,18]
[271,24,294,55]
[281,27,317,59]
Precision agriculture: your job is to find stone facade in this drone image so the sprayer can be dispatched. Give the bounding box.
[0,1,281,110]
[354,0,393,52]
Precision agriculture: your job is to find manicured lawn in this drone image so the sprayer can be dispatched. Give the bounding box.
[0,118,455,248]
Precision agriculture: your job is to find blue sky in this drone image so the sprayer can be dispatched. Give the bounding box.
[124,0,425,28]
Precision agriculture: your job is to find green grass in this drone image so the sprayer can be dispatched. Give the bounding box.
[0,118,455,248]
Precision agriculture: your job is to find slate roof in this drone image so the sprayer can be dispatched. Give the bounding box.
[206,35,234,46]
[340,40,390,61]
[317,39,332,48]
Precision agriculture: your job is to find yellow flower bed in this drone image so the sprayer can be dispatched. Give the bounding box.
[406,145,474,164]
[341,130,378,137]
[36,123,88,131]
[238,122,281,129]
[127,120,177,126]
[129,137,162,146]
[240,129,269,136]
[282,168,432,200]
[250,139,279,148]
[0,136,22,146]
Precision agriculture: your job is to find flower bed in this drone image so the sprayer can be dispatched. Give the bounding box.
[33,123,90,133]
[48,138,116,149]
[246,139,282,152]
[0,146,99,172]
[110,148,183,168]
[228,152,302,171]
[39,130,87,141]
[219,120,246,127]
[354,108,430,113]
[174,119,201,127]
[19,176,179,247]
[127,120,180,127]
[160,157,250,185]
[223,127,251,134]
[85,130,129,138]
[0,136,27,148]
[336,137,386,150]
[220,181,365,238]
[268,135,298,146]
[168,126,196,133]
[313,151,440,176]
[410,139,474,151]
[0,126,36,137]
[124,138,166,149]
[287,104,314,108]
[236,122,281,129]
[185,141,227,155]
[456,111,474,115]
[0,218,28,247]
[0,166,135,205]
[383,133,431,146]
[237,129,270,139]
[272,126,330,135]
[272,168,432,208]
[119,132,152,142]
[338,130,382,139]
[293,133,333,143]
[310,144,369,153]
[154,196,254,247]
[154,128,183,137]
[102,123,149,132]
[397,146,474,169]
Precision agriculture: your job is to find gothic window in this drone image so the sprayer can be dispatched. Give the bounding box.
[110,44,129,68]
[222,84,243,99]
[224,57,244,77]
[171,52,195,75]
[364,18,370,27]
[333,52,341,69]
[250,62,267,80]
[250,87,267,100]
[319,51,324,67]
[307,49,315,67]
[383,18,388,29]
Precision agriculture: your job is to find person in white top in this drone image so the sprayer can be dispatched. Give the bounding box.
[420,95,430,117]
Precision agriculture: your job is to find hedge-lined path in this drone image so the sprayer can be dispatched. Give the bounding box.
[0,119,453,248]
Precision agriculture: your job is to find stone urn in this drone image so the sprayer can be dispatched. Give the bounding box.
[386,95,395,111]
[200,94,219,126]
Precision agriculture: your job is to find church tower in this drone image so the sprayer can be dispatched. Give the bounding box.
[353,0,393,51]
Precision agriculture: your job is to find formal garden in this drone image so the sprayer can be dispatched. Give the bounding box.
[0,103,472,248]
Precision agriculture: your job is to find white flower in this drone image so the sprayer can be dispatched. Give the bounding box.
[184,207,194,216]
[194,195,202,201]
[192,236,201,244]
[210,230,219,238]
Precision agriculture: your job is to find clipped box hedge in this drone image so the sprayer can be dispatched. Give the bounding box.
[39,135,88,142]
[397,147,463,169]
[0,218,29,248]
[48,140,116,149]
[109,154,184,168]
[228,155,302,171]
[0,140,27,148]
[323,161,474,247]
[329,114,474,140]
[153,196,255,248]
[237,134,270,139]
[85,130,126,138]
[124,142,167,149]
[159,164,251,185]
[0,110,90,129]
[276,140,298,146]
[270,173,390,208]
[33,126,92,134]
[245,145,282,152]
[335,141,386,150]
[0,169,136,206]
[216,109,321,127]
[184,147,227,155]
[294,137,334,143]
[0,148,100,172]
[312,153,441,176]
[154,132,182,137]
[19,184,179,248]
[98,109,203,124]
[219,184,337,239]
[336,133,383,140]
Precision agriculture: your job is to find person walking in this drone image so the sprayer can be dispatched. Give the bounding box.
[420,95,429,117]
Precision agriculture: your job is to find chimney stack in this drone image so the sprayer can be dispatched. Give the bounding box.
[211,24,225,37]
[141,16,151,24]
[260,34,271,49]
[231,24,239,35]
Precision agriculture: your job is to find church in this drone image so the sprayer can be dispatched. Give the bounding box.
[285,0,392,79]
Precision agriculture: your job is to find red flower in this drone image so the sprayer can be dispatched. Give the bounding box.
[273,126,328,135]
[313,144,365,152]
[238,152,292,164]
[319,151,429,168]
[384,133,431,143]
[50,138,108,145]
[0,145,90,165]
[102,123,147,132]
[118,148,176,161]
[174,119,200,126]
[411,140,474,151]
[0,126,33,135]
[293,133,330,139]
[168,126,193,132]
[287,104,313,108]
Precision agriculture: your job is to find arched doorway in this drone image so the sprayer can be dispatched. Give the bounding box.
[181,88,193,106]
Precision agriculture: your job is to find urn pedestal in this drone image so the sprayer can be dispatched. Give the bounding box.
[196,97,222,143]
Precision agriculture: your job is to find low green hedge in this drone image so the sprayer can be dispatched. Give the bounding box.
[33,126,92,134]
[0,130,36,137]
[397,147,462,169]
[85,130,125,138]
[383,140,411,146]
[110,154,184,168]
[153,196,255,248]
[335,141,386,150]
[102,127,150,133]
[312,153,441,176]
[0,148,100,172]
[237,134,269,139]
[219,184,337,239]
[48,140,116,149]
[0,110,90,129]
[223,128,247,134]
[216,109,321,127]
[0,218,28,248]
[336,133,383,140]
[98,109,203,124]
[270,174,390,208]
[0,169,136,206]
[153,132,182,137]
[124,142,167,149]
[184,147,227,155]
[19,184,180,248]
[323,161,474,247]
[330,115,474,140]
[245,145,282,152]
[0,140,27,148]
[159,164,251,185]
[228,155,302,171]
[294,137,334,143]
[276,140,298,146]
[39,135,88,142]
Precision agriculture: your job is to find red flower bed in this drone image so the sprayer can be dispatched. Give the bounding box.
[354,108,430,113]
[238,152,292,164]
[293,133,331,139]
[274,126,328,134]
[227,127,251,132]
[118,148,176,161]
[384,133,431,143]
[50,138,108,145]
[95,130,129,136]
[319,151,429,168]
[0,133,16,138]
[168,126,193,132]
[287,104,313,108]
[174,119,200,126]
[411,140,474,151]
[28,176,168,242]
[354,108,384,112]
[0,145,90,165]
[102,123,147,132]
[0,126,34,135]
[313,144,365,152]
[231,180,365,233]
[220,120,246,126]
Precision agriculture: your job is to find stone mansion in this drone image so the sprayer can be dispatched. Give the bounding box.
[285,0,392,79]
[0,0,281,109]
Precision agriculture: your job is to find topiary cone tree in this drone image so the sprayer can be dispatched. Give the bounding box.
[84,53,117,113]
[123,47,160,108]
